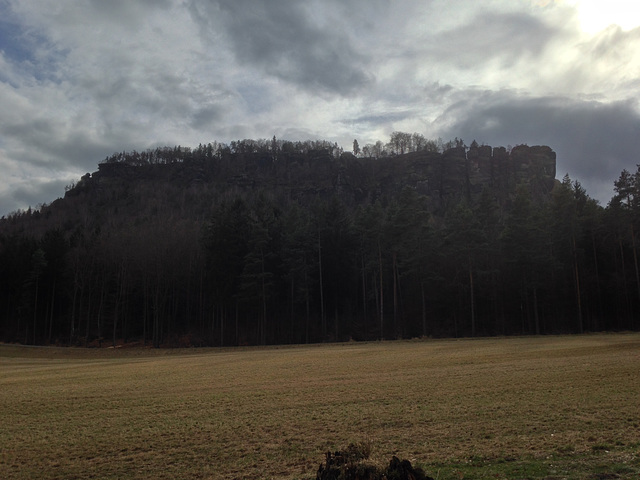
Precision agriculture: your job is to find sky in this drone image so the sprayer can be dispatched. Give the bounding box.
[1,0,640,216]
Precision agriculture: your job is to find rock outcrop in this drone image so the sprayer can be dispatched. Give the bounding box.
[80,143,557,216]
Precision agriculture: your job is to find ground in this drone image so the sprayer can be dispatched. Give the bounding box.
[0,333,639,479]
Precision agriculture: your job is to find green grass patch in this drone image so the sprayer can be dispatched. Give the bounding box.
[424,449,640,480]
[1,334,639,479]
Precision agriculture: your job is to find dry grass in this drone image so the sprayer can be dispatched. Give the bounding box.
[1,334,639,479]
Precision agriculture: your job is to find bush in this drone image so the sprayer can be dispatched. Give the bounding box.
[315,443,432,480]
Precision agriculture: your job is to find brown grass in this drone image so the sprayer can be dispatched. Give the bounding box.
[1,334,639,479]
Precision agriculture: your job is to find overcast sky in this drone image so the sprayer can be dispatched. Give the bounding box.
[1,0,640,216]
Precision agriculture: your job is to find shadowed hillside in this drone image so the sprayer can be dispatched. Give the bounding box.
[0,137,637,347]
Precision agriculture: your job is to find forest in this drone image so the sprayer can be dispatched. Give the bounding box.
[0,134,639,347]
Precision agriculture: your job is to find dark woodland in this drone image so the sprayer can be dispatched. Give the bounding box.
[1,134,639,347]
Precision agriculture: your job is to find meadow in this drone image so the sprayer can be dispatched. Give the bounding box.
[1,334,639,479]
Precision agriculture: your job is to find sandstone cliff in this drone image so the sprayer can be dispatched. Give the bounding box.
[82,143,556,216]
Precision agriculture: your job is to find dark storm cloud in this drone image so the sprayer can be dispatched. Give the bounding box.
[348,111,415,127]
[190,105,223,128]
[2,112,118,171]
[188,0,373,96]
[13,179,70,209]
[0,176,72,217]
[439,93,640,204]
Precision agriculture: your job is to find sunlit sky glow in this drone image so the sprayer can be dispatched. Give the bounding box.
[571,0,640,33]
[1,0,640,216]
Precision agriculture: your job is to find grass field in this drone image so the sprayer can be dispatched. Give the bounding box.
[1,334,639,479]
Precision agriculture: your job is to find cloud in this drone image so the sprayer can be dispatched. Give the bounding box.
[3,178,71,213]
[188,0,374,96]
[422,11,558,69]
[573,25,640,97]
[1,0,640,215]
[437,91,640,204]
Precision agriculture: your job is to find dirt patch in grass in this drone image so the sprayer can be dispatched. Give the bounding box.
[1,334,639,479]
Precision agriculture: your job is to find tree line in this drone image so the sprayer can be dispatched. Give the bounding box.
[0,136,639,346]
[95,132,463,167]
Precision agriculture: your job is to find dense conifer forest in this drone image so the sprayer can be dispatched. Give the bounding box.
[1,135,638,347]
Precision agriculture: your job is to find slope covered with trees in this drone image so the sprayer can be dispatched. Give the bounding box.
[0,135,638,346]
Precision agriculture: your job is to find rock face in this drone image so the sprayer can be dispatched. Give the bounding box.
[355,144,556,212]
[83,143,557,216]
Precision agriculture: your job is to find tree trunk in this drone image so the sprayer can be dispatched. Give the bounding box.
[631,224,640,306]
[591,232,602,330]
[421,281,427,337]
[32,278,39,345]
[619,238,631,328]
[261,248,267,346]
[48,280,56,344]
[70,276,79,344]
[220,305,224,347]
[572,235,583,333]
[361,255,367,339]
[290,276,295,343]
[468,261,475,337]
[393,252,398,338]
[84,286,91,346]
[97,276,106,347]
[142,277,148,346]
[533,286,540,335]
[235,300,239,346]
[113,263,125,347]
[318,235,325,339]
[305,264,310,344]
[378,241,384,340]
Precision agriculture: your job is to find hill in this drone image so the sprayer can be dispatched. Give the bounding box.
[64,141,557,221]
[0,138,637,347]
